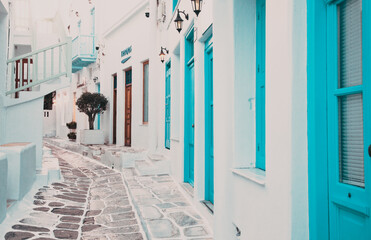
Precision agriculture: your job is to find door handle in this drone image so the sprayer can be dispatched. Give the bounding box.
[368,145,371,157]
[192,124,195,128]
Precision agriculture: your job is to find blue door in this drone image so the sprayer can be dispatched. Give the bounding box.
[205,37,214,203]
[256,0,266,170]
[327,0,371,239]
[185,28,195,185]
[165,61,171,149]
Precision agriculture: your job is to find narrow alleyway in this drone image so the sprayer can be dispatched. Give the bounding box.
[2,143,212,240]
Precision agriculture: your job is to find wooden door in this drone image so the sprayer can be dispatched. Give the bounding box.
[113,75,117,144]
[125,69,132,146]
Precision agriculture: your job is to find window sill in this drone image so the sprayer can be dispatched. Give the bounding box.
[231,167,266,186]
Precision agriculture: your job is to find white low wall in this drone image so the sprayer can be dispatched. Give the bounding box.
[5,97,43,169]
[0,143,36,200]
[0,152,7,223]
[80,129,105,145]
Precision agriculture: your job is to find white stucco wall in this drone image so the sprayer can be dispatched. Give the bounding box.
[5,97,43,169]
[0,143,36,200]
[213,0,309,239]
[0,0,9,145]
[100,0,150,148]
[0,152,7,223]
[43,108,56,137]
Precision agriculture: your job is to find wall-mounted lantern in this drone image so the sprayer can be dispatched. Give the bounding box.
[159,47,169,63]
[174,9,189,33]
[191,0,202,16]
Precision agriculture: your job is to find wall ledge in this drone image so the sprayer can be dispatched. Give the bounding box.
[232,167,266,186]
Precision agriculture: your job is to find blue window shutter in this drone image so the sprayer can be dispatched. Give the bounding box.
[165,61,171,149]
[256,0,266,170]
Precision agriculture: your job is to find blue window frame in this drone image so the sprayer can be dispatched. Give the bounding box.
[165,61,171,149]
[143,61,149,123]
[256,0,266,170]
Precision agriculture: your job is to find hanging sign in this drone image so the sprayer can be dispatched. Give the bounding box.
[121,46,132,64]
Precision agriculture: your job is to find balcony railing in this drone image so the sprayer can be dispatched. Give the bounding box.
[6,38,72,96]
[72,35,97,73]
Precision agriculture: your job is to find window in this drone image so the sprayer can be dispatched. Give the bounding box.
[255,0,266,170]
[165,61,171,149]
[143,61,149,123]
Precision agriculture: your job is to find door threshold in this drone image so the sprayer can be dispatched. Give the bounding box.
[182,182,194,198]
[201,200,214,214]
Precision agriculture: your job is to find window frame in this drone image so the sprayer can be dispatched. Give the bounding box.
[143,60,149,124]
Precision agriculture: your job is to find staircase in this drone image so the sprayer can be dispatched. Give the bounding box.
[0,39,72,169]
[4,38,72,106]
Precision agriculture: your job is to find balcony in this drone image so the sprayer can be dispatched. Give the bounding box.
[72,35,97,73]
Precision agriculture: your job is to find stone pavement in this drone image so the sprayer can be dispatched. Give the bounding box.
[123,169,212,240]
[2,141,213,240]
[3,145,145,240]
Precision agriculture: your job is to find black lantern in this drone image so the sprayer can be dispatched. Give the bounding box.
[159,47,169,63]
[191,0,202,16]
[174,9,189,33]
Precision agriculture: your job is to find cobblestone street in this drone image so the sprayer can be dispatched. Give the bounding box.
[2,143,212,240]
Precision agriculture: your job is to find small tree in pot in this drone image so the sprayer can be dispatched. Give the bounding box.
[76,92,108,130]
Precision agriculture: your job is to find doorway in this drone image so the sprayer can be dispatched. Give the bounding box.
[184,28,195,186]
[124,68,132,147]
[205,36,214,203]
[112,74,117,144]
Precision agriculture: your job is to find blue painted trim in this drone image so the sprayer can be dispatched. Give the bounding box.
[204,35,214,203]
[255,0,266,170]
[165,60,171,149]
[184,27,195,186]
[307,0,330,239]
[173,0,179,12]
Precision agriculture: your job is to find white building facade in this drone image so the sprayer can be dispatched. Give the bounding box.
[50,0,371,239]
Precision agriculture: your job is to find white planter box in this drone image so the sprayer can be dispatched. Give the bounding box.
[80,130,105,145]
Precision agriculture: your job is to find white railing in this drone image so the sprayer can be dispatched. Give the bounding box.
[6,38,72,96]
[72,35,96,60]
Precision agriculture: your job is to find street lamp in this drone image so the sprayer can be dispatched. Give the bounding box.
[159,47,169,63]
[174,9,189,33]
[191,0,202,16]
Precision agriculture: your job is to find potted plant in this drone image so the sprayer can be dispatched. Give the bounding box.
[76,92,108,145]
[67,132,77,141]
[66,121,77,141]
[66,121,77,131]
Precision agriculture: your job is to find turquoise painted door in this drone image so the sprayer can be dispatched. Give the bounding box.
[327,0,371,239]
[256,0,266,170]
[185,60,195,185]
[185,28,195,186]
[205,38,214,203]
[165,61,171,149]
